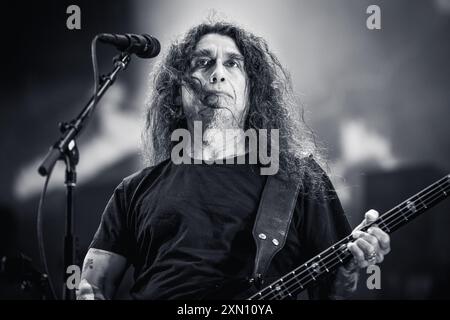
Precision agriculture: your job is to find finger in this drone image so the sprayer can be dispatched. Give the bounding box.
[355,238,375,255]
[347,242,368,268]
[352,231,380,254]
[368,227,391,254]
[364,209,379,225]
[354,233,386,265]
[352,245,384,265]
[354,238,377,265]
[355,209,379,231]
[376,252,384,264]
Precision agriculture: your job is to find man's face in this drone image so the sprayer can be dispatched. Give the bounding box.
[181,33,249,126]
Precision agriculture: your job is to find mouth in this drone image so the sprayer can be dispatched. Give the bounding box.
[198,106,216,115]
[204,90,233,99]
[201,90,233,108]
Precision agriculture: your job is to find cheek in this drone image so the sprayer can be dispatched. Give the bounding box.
[192,70,207,83]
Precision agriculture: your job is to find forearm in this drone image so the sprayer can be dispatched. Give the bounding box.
[330,260,359,300]
[77,279,107,300]
[76,248,127,300]
[76,254,109,300]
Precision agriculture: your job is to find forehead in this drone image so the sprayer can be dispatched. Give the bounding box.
[194,33,242,55]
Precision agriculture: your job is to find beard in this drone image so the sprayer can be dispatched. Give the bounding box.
[182,80,248,131]
[182,89,250,159]
[191,94,243,131]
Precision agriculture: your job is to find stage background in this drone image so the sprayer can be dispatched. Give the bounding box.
[1,0,450,299]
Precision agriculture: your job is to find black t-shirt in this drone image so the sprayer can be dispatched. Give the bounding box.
[90,156,351,300]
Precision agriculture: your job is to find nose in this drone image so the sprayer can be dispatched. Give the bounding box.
[209,64,226,84]
[210,75,225,84]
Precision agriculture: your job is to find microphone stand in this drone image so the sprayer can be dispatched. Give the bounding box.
[38,51,132,300]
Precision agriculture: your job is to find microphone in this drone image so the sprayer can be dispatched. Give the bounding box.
[98,33,160,58]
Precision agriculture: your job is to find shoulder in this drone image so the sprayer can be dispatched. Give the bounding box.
[123,158,170,185]
[118,158,172,202]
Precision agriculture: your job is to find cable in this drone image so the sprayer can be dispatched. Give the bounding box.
[37,164,57,300]
[91,35,101,104]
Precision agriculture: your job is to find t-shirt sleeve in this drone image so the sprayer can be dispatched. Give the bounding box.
[299,163,353,300]
[89,181,132,259]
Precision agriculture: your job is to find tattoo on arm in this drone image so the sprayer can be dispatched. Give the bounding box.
[78,248,127,300]
[83,258,94,270]
[82,249,116,272]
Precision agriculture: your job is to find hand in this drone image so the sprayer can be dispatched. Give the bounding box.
[347,209,391,269]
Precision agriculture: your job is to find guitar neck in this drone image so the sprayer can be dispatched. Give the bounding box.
[248,174,450,300]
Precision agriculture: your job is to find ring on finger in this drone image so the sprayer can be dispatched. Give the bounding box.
[365,251,377,264]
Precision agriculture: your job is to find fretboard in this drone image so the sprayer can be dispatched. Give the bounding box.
[248,174,450,300]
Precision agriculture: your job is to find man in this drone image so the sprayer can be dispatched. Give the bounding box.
[77,22,391,300]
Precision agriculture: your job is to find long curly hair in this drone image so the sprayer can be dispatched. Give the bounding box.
[142,21,328,194]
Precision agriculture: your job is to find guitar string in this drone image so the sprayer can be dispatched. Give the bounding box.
[252,178,450,300]
[252,178,449,299]
[257,181,448,300]
[257,179,450,300]
[363,177,450,232]
[258,180,450,300]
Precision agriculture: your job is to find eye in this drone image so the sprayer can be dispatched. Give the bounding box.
[195,58,211,68]
[225,60,240,68]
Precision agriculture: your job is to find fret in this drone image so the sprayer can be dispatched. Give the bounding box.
[405,200,417,214]
[304,262,316,281]
[318,254,329,273]
[399,207,409,222]
[310,254,330,276]
[296,280,304,290]
[338,244,349,263]
[311,262,320,274]
[290,271,304,290]
[266,284,278,300]
[334,245,343,263]
[276,278,292,299]
[273,282,284,300]
[416,195,428,209]
[438,183,447,196]
[379,219,390,233]
[314,255,322,272]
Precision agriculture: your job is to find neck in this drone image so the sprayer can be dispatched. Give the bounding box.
[186,119,248,161]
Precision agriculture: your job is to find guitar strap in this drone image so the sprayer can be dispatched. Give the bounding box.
[251,173,301,287]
